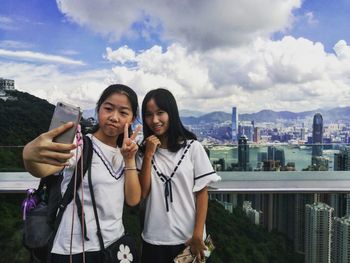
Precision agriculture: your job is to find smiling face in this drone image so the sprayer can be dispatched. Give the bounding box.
[95,92,134,146]
[144,98,169,140]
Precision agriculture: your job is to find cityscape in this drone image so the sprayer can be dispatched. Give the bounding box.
[200,108,350,263]
[1,1,350,262]
[3,78,350,262]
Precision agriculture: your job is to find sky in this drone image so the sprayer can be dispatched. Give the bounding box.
[0,0,350,114]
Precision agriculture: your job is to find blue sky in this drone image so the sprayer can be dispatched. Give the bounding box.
[1,0,350,113]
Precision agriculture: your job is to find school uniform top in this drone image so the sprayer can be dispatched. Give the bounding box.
[136,140,221,245]
[52,134,125,254]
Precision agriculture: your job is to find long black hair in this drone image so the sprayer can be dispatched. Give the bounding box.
[141,88,196,152]
[90,84,139,148]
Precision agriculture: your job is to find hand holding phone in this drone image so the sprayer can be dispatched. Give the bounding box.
[48,102,82,144]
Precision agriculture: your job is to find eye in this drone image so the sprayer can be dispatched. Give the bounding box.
[121,111,129,116]
[145,112,152,117]
[157,110,166,115]
[104,106,113,112]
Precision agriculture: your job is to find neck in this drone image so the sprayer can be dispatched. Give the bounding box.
[93,130,117,147]
[158,134,168,149]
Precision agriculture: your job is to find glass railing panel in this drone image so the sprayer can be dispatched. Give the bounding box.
[207,143,350,171]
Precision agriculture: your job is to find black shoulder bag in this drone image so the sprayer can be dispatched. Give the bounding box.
[22,135,93,263]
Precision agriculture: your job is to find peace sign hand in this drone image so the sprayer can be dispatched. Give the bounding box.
[121,123,142,160]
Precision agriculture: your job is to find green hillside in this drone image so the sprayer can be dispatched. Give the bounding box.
[0,197,302,263]
[0,90,54,171]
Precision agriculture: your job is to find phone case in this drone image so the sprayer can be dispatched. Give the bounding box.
[49,102,82,144]
[173,235,215,263]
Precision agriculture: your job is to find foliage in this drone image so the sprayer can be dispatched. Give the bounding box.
[0,91,54,171]
[0,195,304,263]
[206,201,304,263]
[0,194,29,263]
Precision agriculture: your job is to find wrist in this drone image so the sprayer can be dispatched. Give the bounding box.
[124,159,136,167]
[192,229,203,240]
[144,152,154,160]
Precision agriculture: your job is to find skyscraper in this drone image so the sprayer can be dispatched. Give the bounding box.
[332,216,350,263]
[238,135,250,171]
[294,194,315,254]
[334,146,350,171]
[267,146,286,167]
[232,107,238,144]
[238,120,254,142]
[312,113,323,165]
[305,202,333,263]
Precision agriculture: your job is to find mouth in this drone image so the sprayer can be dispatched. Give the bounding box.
[107,124,119,129]
[152,125,162,132]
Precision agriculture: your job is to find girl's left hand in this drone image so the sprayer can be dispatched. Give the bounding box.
[121,123,142,160]
[185,236,206,262]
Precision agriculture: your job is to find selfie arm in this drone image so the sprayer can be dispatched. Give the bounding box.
[23,122,76,178]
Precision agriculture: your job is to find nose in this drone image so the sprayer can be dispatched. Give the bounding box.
[110,111,119,122]
[152,114,159,123]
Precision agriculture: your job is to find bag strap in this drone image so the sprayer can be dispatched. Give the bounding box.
[88,161,106,250]
[53,135,93,231]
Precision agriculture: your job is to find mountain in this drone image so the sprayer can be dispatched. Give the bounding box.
[179,109,205,117]
[0,90,54,171]
[182,107,350,125]
[182,111,231,125]
[0,90,54,146]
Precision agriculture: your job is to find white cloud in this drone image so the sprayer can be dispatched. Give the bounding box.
[105,46,136,64]
[0,49,85,65]
[304,12,318,25]
[0,40,34,49]
[2,35,350,114]
[102,37,350,113]
[0,62,111,109]
[56,0,302,50]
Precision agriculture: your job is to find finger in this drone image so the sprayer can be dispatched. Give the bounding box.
[41,150,74,161]
[130,125,142,141]
[124,123,129,142]
[49,142,77,152]
[47,122,74,139]
[39,156,69,166]
[200,249,205,261]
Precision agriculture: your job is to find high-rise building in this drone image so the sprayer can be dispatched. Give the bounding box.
[243,201,263,225]
[232,107,238,144]
[305,202,333,263]
[312,113,323,165]
[267,146,286,167]
[0,78,15,91]
[332,146,350,217]
[332,216,350,263]
[238,121,254,142]
[294,194,315,254]
[334,146,350,171]
[301,123,306,140]
[238,135,250,171]
[253,127,261,143]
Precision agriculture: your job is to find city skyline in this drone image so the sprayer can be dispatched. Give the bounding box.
[1,1,350,113]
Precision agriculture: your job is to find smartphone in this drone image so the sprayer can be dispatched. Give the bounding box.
[48,102,82,144]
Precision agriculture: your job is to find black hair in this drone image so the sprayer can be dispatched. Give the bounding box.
[141,88,196,152]
[90,84,139,148]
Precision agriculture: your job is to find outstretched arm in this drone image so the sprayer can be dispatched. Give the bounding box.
[22,122,77,178]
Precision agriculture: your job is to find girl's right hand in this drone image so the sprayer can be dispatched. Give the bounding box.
[23,122,77,166]
[144,135,161,157]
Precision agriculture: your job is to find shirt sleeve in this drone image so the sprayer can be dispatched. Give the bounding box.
[191,141,221,192]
